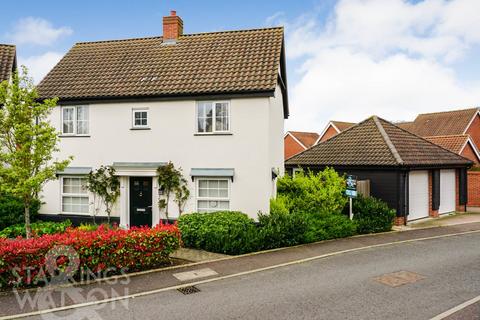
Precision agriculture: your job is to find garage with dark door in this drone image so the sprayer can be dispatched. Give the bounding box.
[285,116,472,225]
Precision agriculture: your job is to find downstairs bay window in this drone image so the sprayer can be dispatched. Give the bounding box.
[61,176,89,214]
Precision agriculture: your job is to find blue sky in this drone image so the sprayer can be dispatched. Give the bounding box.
[1,0,479,131]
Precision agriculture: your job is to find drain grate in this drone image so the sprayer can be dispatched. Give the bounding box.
[177,285,201,295]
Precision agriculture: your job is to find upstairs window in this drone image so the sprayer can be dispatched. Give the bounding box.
[62,106,89,135]
[132,109,149,128]
[196,101,230,133]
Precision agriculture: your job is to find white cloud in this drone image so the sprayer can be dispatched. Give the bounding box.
[281,0,480,131]
[19,52,64,83]
[8,17,72,46]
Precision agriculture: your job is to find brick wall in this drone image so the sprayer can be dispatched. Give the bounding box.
[466,114,480,149]
[284,134,305,159]
[319,126,339,142]
[467,171,480,207]
[461,143,480,165]
[457,170,466,212]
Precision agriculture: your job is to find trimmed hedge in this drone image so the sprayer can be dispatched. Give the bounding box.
[178,169,395,255]
[178,211,258,255]
[179,210,358,255]
[0,220,72,238]
[0,193,41,230]
[0,224,180,288]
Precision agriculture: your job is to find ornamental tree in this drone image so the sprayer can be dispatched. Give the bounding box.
[85,165,120,224]
[157,162,190,219]
[0,67,71,238]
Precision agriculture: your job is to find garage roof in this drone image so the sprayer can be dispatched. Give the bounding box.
[285,116,472,168]
[0,44,16,82]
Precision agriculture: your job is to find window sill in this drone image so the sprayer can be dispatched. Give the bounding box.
[59,135,91,138]
[194,132,233,136]
[130,127,151,131]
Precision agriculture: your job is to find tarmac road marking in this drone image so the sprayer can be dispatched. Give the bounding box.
[430,294,480,320]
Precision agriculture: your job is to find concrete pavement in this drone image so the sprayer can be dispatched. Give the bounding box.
[2,222,480,319]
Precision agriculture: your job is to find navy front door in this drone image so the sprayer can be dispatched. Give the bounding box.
[129,177,153,227]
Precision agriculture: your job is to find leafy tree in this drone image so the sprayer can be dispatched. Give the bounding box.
[85,165,120,223]
[157,162,190,219]
[174,178,190,216]
[0,67,70,238]
[277,167,347,215]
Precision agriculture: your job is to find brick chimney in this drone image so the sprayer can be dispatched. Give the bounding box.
[163,10,183,42]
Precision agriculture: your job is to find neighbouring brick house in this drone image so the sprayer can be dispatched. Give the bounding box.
[0,44,16,82]
[285,116,472,225]
[318,121,354,143]
[284,131,319,159]
[398,108,480,208]
[398,108,480,165]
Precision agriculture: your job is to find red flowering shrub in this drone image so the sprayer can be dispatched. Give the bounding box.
[0,224,180,288]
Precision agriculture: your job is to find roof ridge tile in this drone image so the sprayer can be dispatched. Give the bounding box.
[373,116,403,165]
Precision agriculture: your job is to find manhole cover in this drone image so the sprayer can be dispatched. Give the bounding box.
[177,285,201,295]
[374,271,425,287]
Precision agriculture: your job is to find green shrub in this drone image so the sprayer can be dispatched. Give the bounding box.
[77,223,99,232]
[178,211,259,255]
[257,197,309,249]
[302,213,357,243]
[277,168,347,215]
[348,195,395,234]
[0,220,72,238]
[0,193,41,230]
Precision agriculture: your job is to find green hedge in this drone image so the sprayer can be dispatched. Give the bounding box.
[0,220,72,238]
[179,210,357,255]
[178,211,259,255]
[0,193,41,230]
[178,169,395,255]
[349,195,396,234]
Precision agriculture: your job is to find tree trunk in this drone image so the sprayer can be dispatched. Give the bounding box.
[165,194,170,219]
[24,205,32,239]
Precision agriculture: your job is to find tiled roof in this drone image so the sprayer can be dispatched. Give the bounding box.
[286,116,472,167]
[37,27,285,102]
[331,121,355,132]
[396,121,414,132]
[424,135,469,154]
[288,131,319,148]
[406,108,479,136]
[0,44,16,82]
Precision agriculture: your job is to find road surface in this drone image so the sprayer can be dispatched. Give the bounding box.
[25,231,480,320]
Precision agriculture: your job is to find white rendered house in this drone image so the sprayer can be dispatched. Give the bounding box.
[37,12,289,227]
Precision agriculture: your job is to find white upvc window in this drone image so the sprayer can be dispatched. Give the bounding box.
[61,106,89,135]
[196,178,230,212]
[196,101,230,133]
[61,176,89,214]
[132,108,149,128]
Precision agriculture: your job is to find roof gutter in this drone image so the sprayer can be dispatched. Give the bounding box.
[42,89,276,106]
